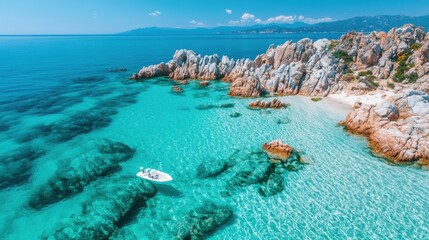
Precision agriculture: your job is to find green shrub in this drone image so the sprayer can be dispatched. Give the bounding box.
[341,73,355,82]
[358,70,373,77]
[407,72,418,83]
[387,82,395,89]
[367,75,376,81]
[328,40,339,50]
[369,80,379,88]
[333,50,353,64]
[410,43,422,51]
[311,97,323,102]
[393,61,410,82]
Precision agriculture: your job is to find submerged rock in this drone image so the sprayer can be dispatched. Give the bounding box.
[276,117,291,125]
[199,81,210,87]
[196,159,228,179]
[219,103,235,108]
[196,103,235,110]
[176,202,233,240]
[110,228,138,240]
[195,104,217,110]
[28,140,135,209]
[223,148,305,197]
[258,173,285,197]
[108,68,127,72]
[37,91,139,142]
[172,86,184,93]
[249,99,288,109]
[0,147,46,190]
[229,112,241,118]
[46,176,156,240]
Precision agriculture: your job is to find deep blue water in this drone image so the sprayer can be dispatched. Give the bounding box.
[0,33,428,240]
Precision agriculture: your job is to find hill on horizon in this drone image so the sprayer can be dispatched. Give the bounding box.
[122,15,429,35]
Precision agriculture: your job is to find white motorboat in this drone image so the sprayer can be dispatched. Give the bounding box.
[136,167,173,182]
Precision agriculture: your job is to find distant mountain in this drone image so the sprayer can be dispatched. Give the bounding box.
[121,22,311,36]
[121,15,429,35]
[236,15,429,34]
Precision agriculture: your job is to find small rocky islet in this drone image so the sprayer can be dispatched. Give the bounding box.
[132,24,429,168]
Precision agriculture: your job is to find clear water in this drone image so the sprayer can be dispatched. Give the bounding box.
[0,34,428,240]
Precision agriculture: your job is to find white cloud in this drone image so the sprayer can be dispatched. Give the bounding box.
[228,20,241,25]
[302,17,333,24]
[265,15,295,24]
[226,9,232,14]
[227,13,333,26]
[149,11,161,17]
[190,20,204,26]
[241,13,255,22]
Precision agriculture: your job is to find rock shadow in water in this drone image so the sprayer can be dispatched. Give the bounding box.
[155,184,183,197]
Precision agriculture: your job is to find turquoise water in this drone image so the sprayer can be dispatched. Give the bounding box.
[0,34,428,239]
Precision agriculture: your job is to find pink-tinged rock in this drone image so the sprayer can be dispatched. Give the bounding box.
[249,99,288,109]
[262,140,294,161]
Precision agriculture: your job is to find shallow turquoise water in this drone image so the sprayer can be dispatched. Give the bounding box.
[0,35,428,239]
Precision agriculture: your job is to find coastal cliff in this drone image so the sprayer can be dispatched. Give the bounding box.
[132,24,429,167]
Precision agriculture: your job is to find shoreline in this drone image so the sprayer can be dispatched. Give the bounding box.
[327,90,395,107]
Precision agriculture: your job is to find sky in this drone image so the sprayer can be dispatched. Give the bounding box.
[0,0,428,34]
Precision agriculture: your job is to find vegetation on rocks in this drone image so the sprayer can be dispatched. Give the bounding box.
[333,50,353,64]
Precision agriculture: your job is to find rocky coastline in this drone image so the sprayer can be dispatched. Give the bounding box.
[132,24,429,167]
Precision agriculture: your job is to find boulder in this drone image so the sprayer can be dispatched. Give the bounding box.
[249,99,288,109]
[172,86,184,93]
[341,90,429,166]
[262,140,294,161]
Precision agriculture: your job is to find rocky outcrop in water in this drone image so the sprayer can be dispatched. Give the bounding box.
[249,99,288,109]
[132,25,429,98]
[46,176,156,240]
[340,90,429,167]
[176,202,233,240]
[29,139,135,209]
[172,86,184,93]
[262,140,295,161]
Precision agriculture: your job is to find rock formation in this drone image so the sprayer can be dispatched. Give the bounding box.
[340,90,429,167]
[262,140,295,161]
[249,99,288,109]
[132,25,429,98]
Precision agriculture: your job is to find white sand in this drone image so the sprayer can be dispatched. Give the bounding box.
[328,91,395,107]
